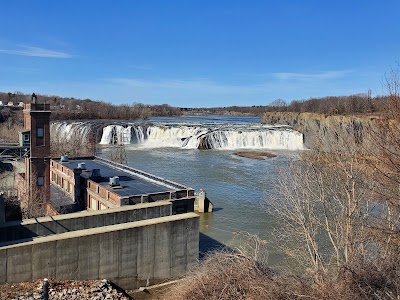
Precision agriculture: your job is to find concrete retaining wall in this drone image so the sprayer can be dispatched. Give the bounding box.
[0,212,199,290]
[0,201,172,243]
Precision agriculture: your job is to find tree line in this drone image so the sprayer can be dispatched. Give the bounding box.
[0,90,393,124]
[189,93,389,116]
[0,92,182,124]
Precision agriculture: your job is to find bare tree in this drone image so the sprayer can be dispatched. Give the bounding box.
[17,171,47,219]
[383,63,400,117]
[107,130,127,164]
[266,66,400,298]
[268,138,369,277]
[51,127,95,158]
[107,145,127,165]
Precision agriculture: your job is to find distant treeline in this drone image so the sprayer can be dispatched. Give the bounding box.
[189,93,387,116]
[0,92,182,125]
[0,91,391,126]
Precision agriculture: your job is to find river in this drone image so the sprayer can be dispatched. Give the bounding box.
[94,115,303,264]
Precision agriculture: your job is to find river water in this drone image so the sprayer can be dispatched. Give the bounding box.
[94,115,303,264]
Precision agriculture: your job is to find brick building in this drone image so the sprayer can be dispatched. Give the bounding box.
[17,97,196,216]
[49,156,195,214]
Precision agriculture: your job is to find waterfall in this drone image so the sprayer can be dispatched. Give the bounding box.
[52,120,305,150]
[197,129,303,150]
[51,121,94,143]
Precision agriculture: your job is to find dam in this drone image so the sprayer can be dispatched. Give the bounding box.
[51,117,304,150]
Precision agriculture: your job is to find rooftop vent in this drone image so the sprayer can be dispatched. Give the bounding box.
[77,162,86,169]
[60,155,69,162]
[109,176,120,187]
[91,169,101,178]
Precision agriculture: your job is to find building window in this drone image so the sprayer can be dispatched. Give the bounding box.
[37,127,44,138]
[91,197,98,210]
[37,176,44,186]
[24,134,29,141]
[36,127,44,146]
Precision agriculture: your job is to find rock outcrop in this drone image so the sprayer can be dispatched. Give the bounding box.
[262,112,380,151]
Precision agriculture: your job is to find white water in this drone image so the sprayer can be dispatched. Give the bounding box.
[51,121,94,143]
[100,125,303,150]
[51,119,304,150]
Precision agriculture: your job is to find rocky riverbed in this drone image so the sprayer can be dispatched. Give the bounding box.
[0,279,131,300]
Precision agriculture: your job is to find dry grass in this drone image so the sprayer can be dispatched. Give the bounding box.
[162,250,275,300]
[161,245,399,300]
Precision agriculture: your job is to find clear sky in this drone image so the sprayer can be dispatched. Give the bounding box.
[0,1,399,107]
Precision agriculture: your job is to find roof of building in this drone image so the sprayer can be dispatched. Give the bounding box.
[54,156,192,198]
[50,184,76,209]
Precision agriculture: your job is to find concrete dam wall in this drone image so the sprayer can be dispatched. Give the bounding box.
[0,204,199,290]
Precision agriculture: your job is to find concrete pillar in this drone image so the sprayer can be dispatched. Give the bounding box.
[194,189,213,213]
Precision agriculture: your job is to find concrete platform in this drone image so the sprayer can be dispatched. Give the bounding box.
[0,211,199,290]
[0,201,173,244]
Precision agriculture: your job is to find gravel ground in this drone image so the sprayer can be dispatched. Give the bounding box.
[0,279,131,300]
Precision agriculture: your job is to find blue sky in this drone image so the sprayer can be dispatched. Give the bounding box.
[0,1,399,107]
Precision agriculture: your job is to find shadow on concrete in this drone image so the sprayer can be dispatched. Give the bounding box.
[93,175,135,183]
[4,201,22,222]
[0,162,13,172]
[199,232,231,260]
[0,221,36,246]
